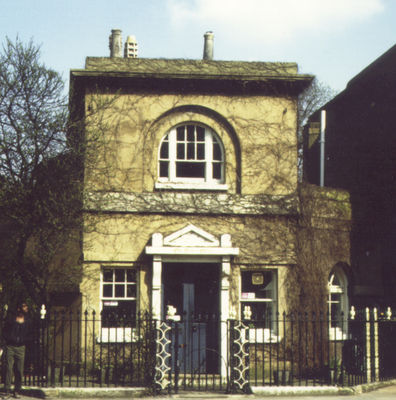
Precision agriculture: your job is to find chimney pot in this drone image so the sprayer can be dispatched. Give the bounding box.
[109,29,123,58]
[124,35,138,58]
[203,31,214,60]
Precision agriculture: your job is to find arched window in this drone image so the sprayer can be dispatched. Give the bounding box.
[156,124,226,189]
[328,267,349,340]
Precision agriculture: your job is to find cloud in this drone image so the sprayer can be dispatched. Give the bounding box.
[167,0,384,44]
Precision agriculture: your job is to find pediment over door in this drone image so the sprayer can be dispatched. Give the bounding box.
[164,224,219,247]
[145,224,239,256]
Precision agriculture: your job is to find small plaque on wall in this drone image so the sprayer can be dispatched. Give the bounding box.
[252,272,264,285]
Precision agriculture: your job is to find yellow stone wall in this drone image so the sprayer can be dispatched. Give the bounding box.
[84,92,298,195]
[81,213,295,315]
[79,84,301,319]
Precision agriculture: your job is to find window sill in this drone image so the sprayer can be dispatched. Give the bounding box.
[155,182,228,191]
[97,327,140,343]
[243,328,280,343]
[329,328,349,341]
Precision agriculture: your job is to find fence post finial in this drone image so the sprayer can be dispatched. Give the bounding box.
[243,305,252,320]
[40,304,47,320]
[350,305,356,320]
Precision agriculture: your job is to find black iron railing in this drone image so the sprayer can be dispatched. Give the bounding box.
[0,309,395,391]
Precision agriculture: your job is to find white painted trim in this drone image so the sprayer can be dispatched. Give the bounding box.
[98,327,139,343]
[155,182,228,190]
[245,328,280,343]
[160,255,222,263]
[329,327,349,341]
[146,225,238,379]
[164,223,219,247]
[152,255,162,319]
[146,246,239,256]
[157,124,225,186]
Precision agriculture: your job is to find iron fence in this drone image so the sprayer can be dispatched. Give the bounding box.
[247,312,366,387]
[0,308,395,392]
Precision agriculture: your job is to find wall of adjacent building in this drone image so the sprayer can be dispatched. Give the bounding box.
[304,62,395,307]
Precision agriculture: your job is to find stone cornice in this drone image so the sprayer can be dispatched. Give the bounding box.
[83,191,299,216]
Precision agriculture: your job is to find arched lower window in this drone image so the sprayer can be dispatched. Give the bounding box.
[328,267,349,340]
[156,124,226,189]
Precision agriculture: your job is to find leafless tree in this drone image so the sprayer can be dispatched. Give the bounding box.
[0,37,80,308]
[298,78,337,132]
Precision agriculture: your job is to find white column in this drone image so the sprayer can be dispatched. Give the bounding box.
[152,255,162,319]
[373,308,379,382]
[220,255,231,378]
[365,307,371,383]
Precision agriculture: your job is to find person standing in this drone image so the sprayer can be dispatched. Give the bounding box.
[2,309,29,398]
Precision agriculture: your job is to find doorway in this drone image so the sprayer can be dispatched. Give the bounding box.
[162,263,220,373]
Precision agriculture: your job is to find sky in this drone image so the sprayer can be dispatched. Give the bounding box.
[1,0,396,92]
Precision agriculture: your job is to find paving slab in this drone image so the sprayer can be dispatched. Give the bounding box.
[2,380,395,399]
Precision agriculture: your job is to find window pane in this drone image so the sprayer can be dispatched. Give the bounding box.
[187,143,195,160]
[115,284,125,297]
[330,301,342,327]
[127,284,137,298]
[103,269,113,282]
[213,142,222,161]
[332,274,341,286]
[177,126,185,141]
[331,293,341,304]
[213,162,221,179]
[241,271,274,299]
[103,284,113,297]
[197,143,205,160]
[115,270,125,282]
[159,161,169,178]
[242,302,274,328]
[187,125,195,141]
[177,143,185,159]
[126,270,136,282]
[160,141,169,159]
[176,162,205,178]
[246,302,273,320]
[197,126,205,141]
[102,300,136,328]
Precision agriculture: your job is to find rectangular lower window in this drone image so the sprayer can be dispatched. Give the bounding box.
[100,267,137,342]
[240,270,278,342]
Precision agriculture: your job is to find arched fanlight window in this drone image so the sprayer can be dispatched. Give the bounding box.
[328,267,349,340]
[157,124,225,188]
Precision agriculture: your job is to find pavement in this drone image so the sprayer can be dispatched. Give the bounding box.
[2,381,396,399]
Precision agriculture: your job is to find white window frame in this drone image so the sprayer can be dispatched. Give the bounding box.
[99,267,138,343]
[240,269,279,343]
[156,124,228,190]
[328,268,349,341]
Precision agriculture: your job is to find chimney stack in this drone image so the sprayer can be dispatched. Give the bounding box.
[109,29,123,58]
[124,35,138,58]
[203,31,214,60]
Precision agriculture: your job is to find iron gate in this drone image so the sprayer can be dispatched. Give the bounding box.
[154,316,249,393]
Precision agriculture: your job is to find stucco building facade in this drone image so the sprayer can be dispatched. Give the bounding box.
[68,36,352,369]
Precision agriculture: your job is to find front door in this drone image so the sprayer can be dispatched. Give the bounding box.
[162,263,220,373]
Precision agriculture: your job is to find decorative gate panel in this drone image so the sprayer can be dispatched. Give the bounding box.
[154,321,172,391]
[229,319,250,393]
